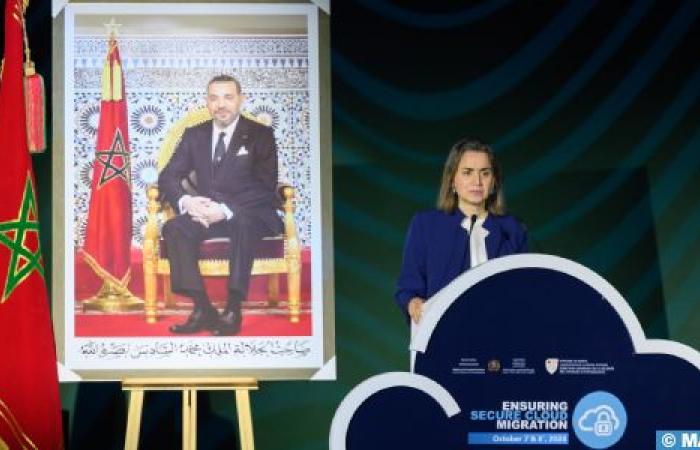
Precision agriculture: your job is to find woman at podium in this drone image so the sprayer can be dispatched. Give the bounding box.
[395,138,528,324]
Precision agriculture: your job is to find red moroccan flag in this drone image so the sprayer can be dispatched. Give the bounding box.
[82,36,133,283]
[0,0,63,448]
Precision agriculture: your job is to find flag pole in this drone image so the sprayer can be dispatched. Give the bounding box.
[81,18,143,313]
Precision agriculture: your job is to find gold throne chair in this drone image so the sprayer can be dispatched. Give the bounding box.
[142,107,302,324]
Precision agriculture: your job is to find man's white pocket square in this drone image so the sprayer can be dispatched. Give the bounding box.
[236,146,248,156]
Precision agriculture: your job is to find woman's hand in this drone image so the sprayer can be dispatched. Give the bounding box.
[408,297,425,324]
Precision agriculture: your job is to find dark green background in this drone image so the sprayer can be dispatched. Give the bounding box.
[15,0,700,448]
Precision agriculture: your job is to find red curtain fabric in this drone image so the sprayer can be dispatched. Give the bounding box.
[83,38,133,282]
[0,0,63,448]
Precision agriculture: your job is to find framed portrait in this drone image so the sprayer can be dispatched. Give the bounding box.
[52,1,334,380]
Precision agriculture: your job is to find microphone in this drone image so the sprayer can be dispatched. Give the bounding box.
[469,214,477,233]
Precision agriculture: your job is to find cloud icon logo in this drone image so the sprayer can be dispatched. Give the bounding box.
[330,255,700,449]
[577,406,619,434]
[573,391,627,448]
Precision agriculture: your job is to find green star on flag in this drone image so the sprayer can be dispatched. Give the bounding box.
[0,173,44,302]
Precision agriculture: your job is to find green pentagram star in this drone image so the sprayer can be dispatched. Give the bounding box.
[0,174,45,302]
[95,128,131,187]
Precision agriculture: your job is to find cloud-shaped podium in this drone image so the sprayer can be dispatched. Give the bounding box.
[331,254,700,449]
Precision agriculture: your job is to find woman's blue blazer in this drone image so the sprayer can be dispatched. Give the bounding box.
[395,209,528,318]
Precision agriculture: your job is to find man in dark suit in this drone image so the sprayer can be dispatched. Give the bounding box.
[158,74,282,336]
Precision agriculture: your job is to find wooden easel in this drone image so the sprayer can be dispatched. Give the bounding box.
[121,378,258,450]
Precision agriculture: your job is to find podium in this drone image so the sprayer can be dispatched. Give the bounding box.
[330,254,700,450]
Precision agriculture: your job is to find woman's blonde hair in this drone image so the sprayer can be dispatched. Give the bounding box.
[436,138,506,215]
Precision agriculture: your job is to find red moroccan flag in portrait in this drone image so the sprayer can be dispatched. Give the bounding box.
[0,0,64,448]
[82,36,133,283]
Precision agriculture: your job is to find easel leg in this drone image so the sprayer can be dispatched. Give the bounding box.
[122,379,257,450]
[182,389,198,450]
[124,390,144,450]
[182,390,189,450]
[235,390,255,450]
[190,390,197,450]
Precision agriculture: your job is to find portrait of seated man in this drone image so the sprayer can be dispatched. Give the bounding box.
[158,74,282,336]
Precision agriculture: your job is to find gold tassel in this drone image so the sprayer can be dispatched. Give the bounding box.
[21,7,45,153]
[24,61,45,153]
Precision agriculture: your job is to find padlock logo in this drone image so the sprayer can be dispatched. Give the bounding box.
[578,405,620,437]
[593,410,614,436]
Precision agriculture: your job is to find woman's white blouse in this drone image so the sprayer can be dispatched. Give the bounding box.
[461,215,489,268]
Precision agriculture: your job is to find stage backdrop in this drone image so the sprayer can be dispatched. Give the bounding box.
[31,1,700,449]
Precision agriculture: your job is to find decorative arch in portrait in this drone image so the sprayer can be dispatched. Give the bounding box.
[52,2,334,380]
